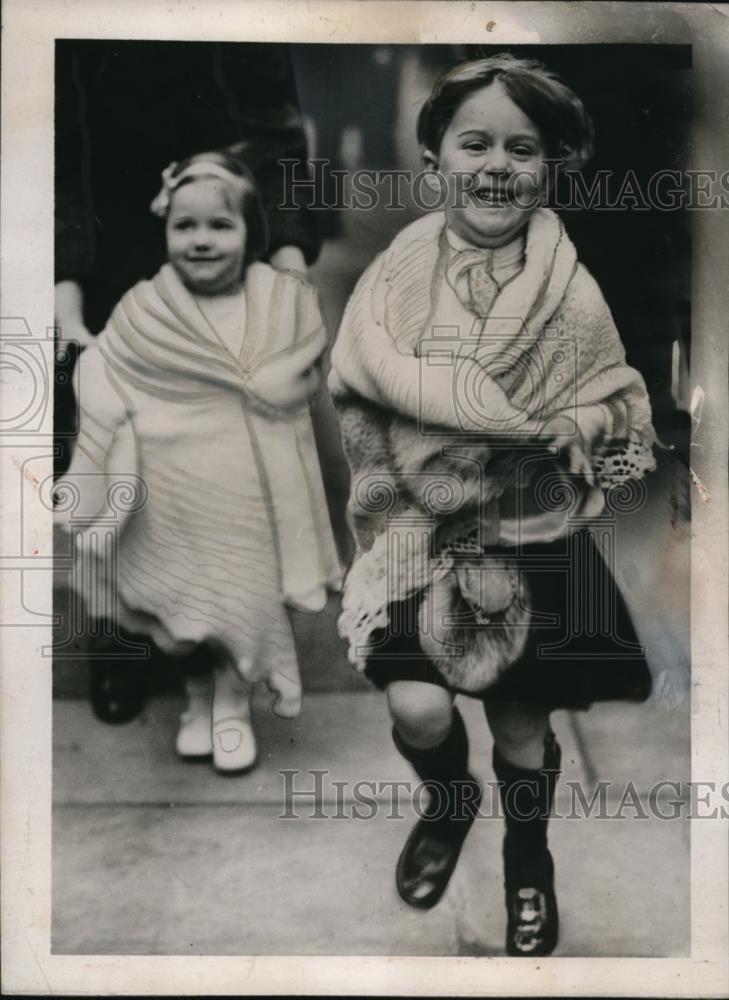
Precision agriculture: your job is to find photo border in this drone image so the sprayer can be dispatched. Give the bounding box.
[1,1,727,995]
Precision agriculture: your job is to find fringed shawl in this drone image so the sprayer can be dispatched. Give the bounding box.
[329,209,656,692]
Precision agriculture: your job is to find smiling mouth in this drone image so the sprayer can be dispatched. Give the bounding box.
[472,189,513,207]
[186,256,222,263]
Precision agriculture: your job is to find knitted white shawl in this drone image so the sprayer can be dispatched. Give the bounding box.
[329,209,656,692]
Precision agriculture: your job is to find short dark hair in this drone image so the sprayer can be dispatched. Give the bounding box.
[417,54,594,165]
[169,150,269,264]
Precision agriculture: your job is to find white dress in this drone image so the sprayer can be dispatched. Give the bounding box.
[57,262,342,716]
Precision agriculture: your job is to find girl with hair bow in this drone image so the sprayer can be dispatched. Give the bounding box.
[57,151,342,772]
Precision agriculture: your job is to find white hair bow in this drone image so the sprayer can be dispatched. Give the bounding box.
[149,160,244,217]
[149,162,180,217]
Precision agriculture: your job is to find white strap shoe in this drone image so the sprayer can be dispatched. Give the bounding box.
[212,715,258,773]
[176,673,213,758]
[176,708,214,758]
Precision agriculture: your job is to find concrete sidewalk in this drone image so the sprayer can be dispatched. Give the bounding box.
[52,690,689,957]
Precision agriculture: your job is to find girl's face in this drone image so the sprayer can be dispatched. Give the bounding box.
[166,179,247,295]
[424,80,546,248]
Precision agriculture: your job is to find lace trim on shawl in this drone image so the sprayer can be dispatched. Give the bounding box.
[339,432,656,686]
[593,431,656,487]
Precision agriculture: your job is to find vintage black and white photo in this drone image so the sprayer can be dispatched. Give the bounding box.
[1,1,728,996]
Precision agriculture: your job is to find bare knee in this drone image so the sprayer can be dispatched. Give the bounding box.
[484,700,551,767]
[387,681,454,749]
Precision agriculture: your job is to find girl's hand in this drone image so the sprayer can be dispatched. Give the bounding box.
[539,411,580,445]
[565,441,595,485]
[538,411,596,485]
[54,280,94,348]
[269,245,307,276]
[574,404,610,450]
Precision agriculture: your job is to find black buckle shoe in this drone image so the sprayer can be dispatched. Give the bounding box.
[396,781,481,909]
[90,661,147,724]
[504,847,559,957]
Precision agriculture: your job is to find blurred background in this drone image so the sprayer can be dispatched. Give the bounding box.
[54,41,692,698]
[52,41,691,958]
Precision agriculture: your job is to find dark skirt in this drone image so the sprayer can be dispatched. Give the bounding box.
[363,530,652,710]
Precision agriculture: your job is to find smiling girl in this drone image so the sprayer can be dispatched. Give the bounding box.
[56,151,341,773]
[422,71,547,244]
[329,56,656,956]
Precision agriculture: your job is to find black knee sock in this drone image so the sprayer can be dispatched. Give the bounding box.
[492,732,562,887]
[392,707,480,823]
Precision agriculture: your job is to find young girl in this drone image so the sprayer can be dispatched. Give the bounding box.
[329,56,656,956]
[56,151,341,772]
